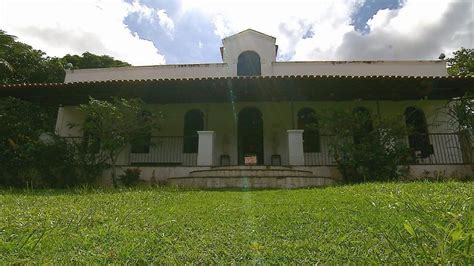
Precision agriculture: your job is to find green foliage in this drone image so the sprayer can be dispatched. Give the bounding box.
[61,52,130,69]
[0,30,15,73]
[0,97,53,139]
[0,182,471,263]
[0,96,160,188]
[0,30,65,84]
[322,107,411,182]
[448,93,474,133]
[447,47,474,76]
[0,97,106,188]
[0,29,131,84]
[56,137,108,187]
[74,97,162,187]
[0,97,55,186]
[120,168,142,186]
[446,94,474,164]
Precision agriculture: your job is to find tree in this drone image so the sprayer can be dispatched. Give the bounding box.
[0,30,65,84]
[447,47,474,76]
[0,97,108,188]
[0,29,131,84]
[448,94,474,133]
[0,97,55,186]
[0,30,15,73]
[74,97,162,187]
[61,52,130,69]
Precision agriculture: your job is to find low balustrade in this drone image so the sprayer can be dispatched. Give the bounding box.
[129,136,197,166]
[61,132,470,167]
[61,136,198,166]
[304,133,470,166]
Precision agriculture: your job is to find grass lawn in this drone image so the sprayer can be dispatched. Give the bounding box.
[0,182,472,264]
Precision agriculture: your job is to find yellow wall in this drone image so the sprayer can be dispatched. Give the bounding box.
[57,99,454,166]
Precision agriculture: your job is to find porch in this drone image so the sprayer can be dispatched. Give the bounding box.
[123,132,469,167]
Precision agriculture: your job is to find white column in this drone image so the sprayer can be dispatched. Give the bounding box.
[287,129,304,166]
[54,106,64,135]
[197,131,215,166]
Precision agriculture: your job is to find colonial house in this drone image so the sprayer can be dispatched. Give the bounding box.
[1,29,473,188]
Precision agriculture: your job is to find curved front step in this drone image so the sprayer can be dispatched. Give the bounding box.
[210,166,293,170]
[168,176,336,189]
[189,166,312,178]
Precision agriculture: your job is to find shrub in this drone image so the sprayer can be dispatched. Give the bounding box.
[0,97,55,187]
[322,107,411,183]
[120,168,141,186]
[73,97,162,187]
[0,97,107,188]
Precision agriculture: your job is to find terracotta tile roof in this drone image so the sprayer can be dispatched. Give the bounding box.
[0,74,472,88]
[1,75,473,105]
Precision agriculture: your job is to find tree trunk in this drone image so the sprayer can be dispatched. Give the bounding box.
[458,130,472,165]
[111,166,117,188]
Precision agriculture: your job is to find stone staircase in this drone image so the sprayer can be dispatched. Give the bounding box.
[168,166,335,189]
[189,165,313,178]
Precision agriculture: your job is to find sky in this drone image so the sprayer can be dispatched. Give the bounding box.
[0,0,472,66]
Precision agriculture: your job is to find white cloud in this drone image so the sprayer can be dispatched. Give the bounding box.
[0,0,471,65]
[157,9,175,36]
[180,0,472,61]
[129,0,155,23]
[336,0,474,60]
[127,1,175,37]
[0,0,166,65]
[181,0,363,60]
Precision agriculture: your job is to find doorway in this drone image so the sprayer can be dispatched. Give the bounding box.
[238,107,264,165]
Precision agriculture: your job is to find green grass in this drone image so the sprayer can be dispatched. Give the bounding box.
[0,182,472,264]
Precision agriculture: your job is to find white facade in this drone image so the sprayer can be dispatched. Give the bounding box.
[65,29,447,83]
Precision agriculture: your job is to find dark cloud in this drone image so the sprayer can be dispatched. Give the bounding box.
[18,26,107,54]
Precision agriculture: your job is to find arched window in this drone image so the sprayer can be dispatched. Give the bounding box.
[405,107,432,158]
[353,107,373,144]
[82,116,101,154]
[131,110,152,153]
[297,108,320,152]
[183,109,204,153]
[237,51,261,76]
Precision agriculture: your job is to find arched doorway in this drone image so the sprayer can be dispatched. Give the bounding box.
[183,109,204,153]
[297,108,320,152]
[352,107,373,144]
[405,107,432,158]
[238,107,264,165]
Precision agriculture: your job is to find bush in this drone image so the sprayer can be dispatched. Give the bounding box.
[41,137,107,188]
[0,97,107,188]
[322,107,411,183]
[0,97,54,187]
[120,168,141,186]
[0,135,107,188]
[332,129,411,182]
